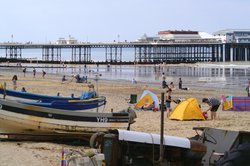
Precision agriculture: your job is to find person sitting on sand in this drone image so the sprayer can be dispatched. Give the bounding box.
[61,75,67,83]
[132,78,137,84]
[21,87,26,92]
[141,101,155,111]
[169,82,175,90]
[178,78,189,90]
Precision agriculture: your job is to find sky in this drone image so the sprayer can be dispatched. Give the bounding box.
[0,0,249,43]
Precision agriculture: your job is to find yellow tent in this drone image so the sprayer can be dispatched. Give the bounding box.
[170,98,205,121]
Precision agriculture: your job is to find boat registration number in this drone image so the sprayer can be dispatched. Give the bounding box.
[97,117,108,123]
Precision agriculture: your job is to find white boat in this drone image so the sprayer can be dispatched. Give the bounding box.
[0,98,136,134]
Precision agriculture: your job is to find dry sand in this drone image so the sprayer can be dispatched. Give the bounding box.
[0,67,249,166]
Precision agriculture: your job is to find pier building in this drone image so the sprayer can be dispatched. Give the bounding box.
[213,29,250,43]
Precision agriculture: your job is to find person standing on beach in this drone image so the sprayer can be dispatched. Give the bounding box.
[178,78,182,89]
[162,72,167,89]
[42,70,46,79]
[246,79,250,97]
[23,68,27,77]
[12,75,18,90]
[202,97,221,120]
[165,88,172,118]
[33,68,36,78]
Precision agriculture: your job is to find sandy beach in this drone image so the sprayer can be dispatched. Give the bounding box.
[0,66,249,166]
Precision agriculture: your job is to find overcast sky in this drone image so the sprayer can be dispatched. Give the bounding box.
[0,0,249,43]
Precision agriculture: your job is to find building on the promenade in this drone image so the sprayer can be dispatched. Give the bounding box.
[213,29,250,43]
[137,30,219,43]
[157,30,219,43]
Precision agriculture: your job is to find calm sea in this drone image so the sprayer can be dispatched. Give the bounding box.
[1,49,250,92]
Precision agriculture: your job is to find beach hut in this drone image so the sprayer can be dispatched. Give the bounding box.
[170,98,205,121]
[135,90,160,110]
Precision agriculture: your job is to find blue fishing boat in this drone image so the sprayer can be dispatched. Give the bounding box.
[21,96,106,112]
[0,88,79,102]
[0,87,106,112]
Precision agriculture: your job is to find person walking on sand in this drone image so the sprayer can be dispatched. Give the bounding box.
[202,97,221,120]
[42,70,46,78]
[246,79,250,97]
[23,67,27,77]
[33,68,36,78]
[12,75,18,90]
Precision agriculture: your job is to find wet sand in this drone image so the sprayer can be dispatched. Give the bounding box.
[0,68,249,166]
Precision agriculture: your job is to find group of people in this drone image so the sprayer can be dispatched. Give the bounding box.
[11,68,47,90]
[162,73,188,91]
[22,67,46,79]
[162,72,221,120]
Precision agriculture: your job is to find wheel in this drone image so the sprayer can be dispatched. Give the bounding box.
[216,143,250,166]
[89,132,105,148]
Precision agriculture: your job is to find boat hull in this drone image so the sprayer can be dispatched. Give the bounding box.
[0,88,78,101]
[21,97,106,112]
[0,88,106,112]
[0,99,131,134]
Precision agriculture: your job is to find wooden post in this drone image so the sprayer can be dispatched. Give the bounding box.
[159,92,165,163]
[3,82,6,99]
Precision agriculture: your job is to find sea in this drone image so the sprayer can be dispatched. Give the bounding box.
[1,49,250,93]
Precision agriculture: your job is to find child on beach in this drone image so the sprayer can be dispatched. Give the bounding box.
[12,75,18,90]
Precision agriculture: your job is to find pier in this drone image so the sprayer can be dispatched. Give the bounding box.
[0,42,250,63]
